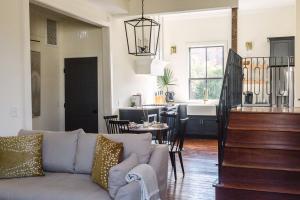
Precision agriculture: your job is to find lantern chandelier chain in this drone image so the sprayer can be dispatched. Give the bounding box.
[141,0,144,18]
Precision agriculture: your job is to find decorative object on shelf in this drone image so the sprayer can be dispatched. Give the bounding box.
[124,0,160,56]
[158,68,176,103]
[131,94,142,107]
[165,91,175,103]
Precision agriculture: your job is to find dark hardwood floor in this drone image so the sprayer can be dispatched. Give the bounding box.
[167,139,218,200]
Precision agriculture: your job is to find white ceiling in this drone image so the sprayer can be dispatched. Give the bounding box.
[239,0,295,10]
[163,9,231,21]
[75,0,296,16]
[89,0,129,14]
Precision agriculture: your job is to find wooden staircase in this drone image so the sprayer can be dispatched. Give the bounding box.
[215,107,300,200]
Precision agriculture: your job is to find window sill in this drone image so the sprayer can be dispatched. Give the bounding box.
[187,100,219,106]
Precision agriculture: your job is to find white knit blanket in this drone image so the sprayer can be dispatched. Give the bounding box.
[125,164,160,200]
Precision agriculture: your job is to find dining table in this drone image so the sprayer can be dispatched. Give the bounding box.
[128,123,169,144]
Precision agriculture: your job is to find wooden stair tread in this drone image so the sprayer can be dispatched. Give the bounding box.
[222,163,300,172]
[225,143,300,151]
[227,126,300,132]
[215,183,300,195]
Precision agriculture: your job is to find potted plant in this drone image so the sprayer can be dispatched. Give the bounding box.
[157,68,176,102]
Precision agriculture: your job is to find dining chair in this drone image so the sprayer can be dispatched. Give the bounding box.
[169,118,188,180]
[160,112,178,144]
[103,115,118,134]
[109,120,130,134]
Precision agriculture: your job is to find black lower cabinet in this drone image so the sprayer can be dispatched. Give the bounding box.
[119,108,160,123]
[186,115,218,138]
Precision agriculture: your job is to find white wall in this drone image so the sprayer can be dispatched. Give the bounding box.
[30,8,62,131]
[30,6,107,132]
[296,1,300,107]
[32,0,112,26]
[238,6,296,57]
[162,10,232,102]
[110,18,157,113]
[59,20,106,131]
[0,0,32,136]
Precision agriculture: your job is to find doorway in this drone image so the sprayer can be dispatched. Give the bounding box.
[270,36,295,57]
[64,57,99,133]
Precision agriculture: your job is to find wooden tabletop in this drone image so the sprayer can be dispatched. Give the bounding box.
[129,123,169,132]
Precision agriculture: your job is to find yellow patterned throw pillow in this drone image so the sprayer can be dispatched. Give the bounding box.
[0,134,44,179]
[91,136,123,190]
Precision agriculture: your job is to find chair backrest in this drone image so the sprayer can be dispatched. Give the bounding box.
[160,112,178,144]
[103,115,118,134]
[170,118,188,152]
[109,120,130,134]
[174,117,189,151]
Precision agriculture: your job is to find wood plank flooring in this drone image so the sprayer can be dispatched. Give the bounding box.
[167,139,218,200]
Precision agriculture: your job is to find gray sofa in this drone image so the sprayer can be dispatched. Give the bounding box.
[0,130,168,200]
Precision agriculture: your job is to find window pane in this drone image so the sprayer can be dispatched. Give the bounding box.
[190,48,206,78]
[207,79,223,99]
[190,80,206,100]
[207,47,223,78]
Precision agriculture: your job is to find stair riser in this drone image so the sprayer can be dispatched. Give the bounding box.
[229,112,300,131]
[216,187,300,200]
[227,129,300,147]
[224,147,300,169]
[221,166,300,189]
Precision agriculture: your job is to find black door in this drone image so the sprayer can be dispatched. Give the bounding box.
[65,57,98,133]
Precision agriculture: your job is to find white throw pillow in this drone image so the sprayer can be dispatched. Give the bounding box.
[108,153,139,198]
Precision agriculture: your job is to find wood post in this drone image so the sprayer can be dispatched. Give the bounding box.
[232,8,238,52]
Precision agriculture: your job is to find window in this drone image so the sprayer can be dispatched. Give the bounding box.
[189,46,224,100]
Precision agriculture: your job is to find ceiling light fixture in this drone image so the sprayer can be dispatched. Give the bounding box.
[124,0,160,56]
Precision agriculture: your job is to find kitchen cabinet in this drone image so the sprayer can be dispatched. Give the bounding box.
[119,104,187,125]
[186,115,218,138]
[119,108,161,123]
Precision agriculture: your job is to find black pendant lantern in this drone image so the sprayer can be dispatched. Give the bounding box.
[124,0,160,56]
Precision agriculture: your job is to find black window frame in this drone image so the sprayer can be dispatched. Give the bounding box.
[189,45,225,100]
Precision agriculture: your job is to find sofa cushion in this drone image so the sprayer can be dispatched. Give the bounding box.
[0,173,111,200]
[18,129,85,136]
[76,133,152,174]
[91,136,124,190]
[0,134,44,179]
[103,133,152,164]
[74,133,97,174]
[108,153,139,198]
[18,129,81,173]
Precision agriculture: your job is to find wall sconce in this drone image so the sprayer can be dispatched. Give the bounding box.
[170,46,177,55]
[245,42,253,51]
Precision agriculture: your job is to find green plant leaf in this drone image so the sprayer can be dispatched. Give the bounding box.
[157,68,176,89]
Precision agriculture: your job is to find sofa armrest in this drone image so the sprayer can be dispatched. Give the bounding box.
[115,181,141,200]
[148,144,168,200]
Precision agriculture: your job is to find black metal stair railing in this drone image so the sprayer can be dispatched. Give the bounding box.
[217,49,243,181]
[242,56,294,107]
